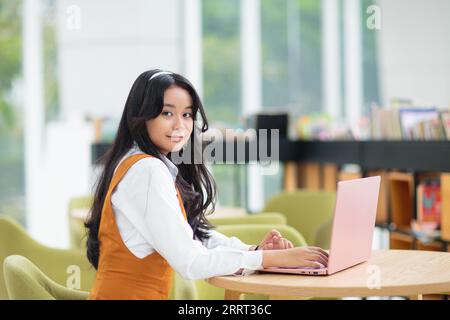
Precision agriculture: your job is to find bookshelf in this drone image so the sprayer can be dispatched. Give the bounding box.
[282,140,450,172]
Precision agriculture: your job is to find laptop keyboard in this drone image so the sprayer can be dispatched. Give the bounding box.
[266,263,326,270]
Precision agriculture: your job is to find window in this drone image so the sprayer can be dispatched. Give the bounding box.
[261,0,323,202]
[202,0,241,126]
[0,0,25,224]
[361,0,381,113]
[261,0,322,114]
[0,0,59,226]
[42,0,60,123]
[202,0,246,208]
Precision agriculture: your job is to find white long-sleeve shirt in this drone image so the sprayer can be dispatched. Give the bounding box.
[110,145,263,280]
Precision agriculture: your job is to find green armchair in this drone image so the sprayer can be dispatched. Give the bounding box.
[209,212,287,226]
[170,272,198,300]
[216,224,307,247]
[3,254,198,300]
[3,255,89,300]
[0,216,96,299]
[262,190,336,246]
[314,219,333,250]
[68,196,93,250]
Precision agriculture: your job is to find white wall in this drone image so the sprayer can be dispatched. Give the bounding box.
[378,0,450,108]
[57,0,184,118]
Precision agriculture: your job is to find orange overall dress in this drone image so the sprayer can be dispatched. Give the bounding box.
[88,154,187,299]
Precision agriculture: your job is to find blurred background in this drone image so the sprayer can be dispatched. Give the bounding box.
[0,0,449,250]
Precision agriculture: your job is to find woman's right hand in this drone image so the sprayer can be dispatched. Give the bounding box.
[262,246,329,269]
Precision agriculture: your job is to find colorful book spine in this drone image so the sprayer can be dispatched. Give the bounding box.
[418,180,441,227]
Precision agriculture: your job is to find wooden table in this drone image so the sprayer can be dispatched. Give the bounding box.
[207,250,450,300]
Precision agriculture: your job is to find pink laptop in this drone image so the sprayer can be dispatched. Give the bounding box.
[261,176,381,276]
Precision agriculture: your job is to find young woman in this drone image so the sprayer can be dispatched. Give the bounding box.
[85,69,328,300]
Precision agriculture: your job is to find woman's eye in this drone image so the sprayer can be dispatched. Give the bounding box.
[184,113,193,118]
[162,111,172,116]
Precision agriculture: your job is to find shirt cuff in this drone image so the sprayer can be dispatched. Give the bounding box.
[232,250,264,277]
[241,250,264,270]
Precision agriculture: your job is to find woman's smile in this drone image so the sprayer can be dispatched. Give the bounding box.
[167,135,184,142]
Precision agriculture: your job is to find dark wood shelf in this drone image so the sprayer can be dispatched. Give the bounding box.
[391,230,448,251]
[286,140,450,172]
[362,141,450,172]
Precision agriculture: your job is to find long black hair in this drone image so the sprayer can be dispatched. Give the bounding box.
[85,69,217,269]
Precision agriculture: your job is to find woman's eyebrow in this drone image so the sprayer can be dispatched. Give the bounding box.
[163,104,193,109]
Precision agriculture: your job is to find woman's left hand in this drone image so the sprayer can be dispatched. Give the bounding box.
[258,229,294,250]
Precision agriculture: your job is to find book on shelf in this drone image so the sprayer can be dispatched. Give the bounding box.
[370,105,449,141]
[440,110,450,140]
[411,179,442,245]
[370,105,402,140]
[399,107,443,140]
[294,113,353,140]
[416,179,441,228]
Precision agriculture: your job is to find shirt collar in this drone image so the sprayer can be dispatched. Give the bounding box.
[131,142,178,181]
[161,154,179,181]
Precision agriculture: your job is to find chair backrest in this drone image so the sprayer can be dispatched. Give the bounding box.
[209,212,287,226]
[0,216,96,299]
[216,224,307,247]
[69,218,88,250]
[314,219,333,250]
[68,196,93,213]
[263,190,336,246]
[3,255,89,300]
[169,272,198,300]
[68,196,93,250]
[194,224,307,300]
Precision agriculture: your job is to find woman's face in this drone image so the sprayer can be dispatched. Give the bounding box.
[146,85,194,155]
